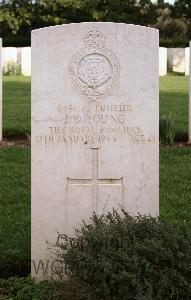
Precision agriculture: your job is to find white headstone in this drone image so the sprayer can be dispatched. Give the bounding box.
[32,23,159,279]
[159,47,167,76]
[17,47,22,65]
[185,47,190,76]
[2,47,17,66]
[167,48,173,71]
[167,48,185,73]
[21,47,31,76]
[0,39,2,143]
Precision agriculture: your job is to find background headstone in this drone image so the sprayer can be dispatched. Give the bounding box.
[159,47,167,76]
[167,48,173,71]
[0,39,2,143]
[167,48,185,73]
[2,47,17,69]
[32,23,159,279]
[185,47,190,76]
[17,47,22,68]
[21,47,31,76]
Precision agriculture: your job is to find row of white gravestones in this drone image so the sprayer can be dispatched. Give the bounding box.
[2,47,31,76]
[2,46,167,77]
[3,46,191,77]
[31,22,159,280]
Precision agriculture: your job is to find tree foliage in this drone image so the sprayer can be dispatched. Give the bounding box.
[0,0,190,46]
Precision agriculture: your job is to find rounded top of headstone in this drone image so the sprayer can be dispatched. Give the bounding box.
[31,22,159,35]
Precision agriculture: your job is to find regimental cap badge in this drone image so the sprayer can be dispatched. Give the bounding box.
[69,29,120,101]
[84,28,105,49]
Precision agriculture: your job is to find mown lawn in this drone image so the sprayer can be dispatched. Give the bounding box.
[0,147,30,278]
[0,146,191,278]
[3,76,31,138]
[160,146,191,227]
[2,74,189,139]
[160,75,189,141]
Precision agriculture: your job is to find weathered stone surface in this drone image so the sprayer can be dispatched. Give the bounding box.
[31,23,159,279]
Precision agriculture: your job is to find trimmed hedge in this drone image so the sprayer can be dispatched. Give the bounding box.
[2,35,30,47]
[160,37,189,48]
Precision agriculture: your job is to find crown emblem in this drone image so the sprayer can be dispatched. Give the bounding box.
[84,29,105,49]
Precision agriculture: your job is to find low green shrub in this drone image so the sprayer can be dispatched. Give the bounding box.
[1,212,191,299]
[160,113,175,145]
[57,211,191,299]
[0,276,97,300]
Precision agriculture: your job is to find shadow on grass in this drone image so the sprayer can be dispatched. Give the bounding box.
[167,72,185,76]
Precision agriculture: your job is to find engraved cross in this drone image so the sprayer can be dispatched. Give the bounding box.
[67,147,123,213]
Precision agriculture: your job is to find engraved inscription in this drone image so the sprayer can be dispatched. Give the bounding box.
[35,103,156,146]
[69,29,120,101]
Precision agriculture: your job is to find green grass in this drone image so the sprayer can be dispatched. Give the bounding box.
[0,146,30,278]
[3,76,31,138]
[0,145,191,278]
[160,147,191,228]
[2,74,189,140]
[160,75,189,141]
